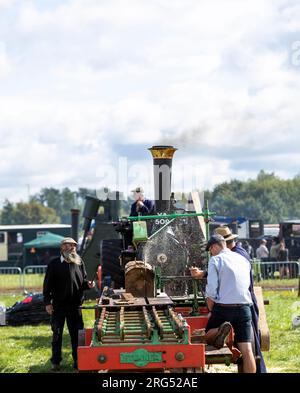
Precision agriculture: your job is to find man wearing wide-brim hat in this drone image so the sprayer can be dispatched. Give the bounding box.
[215,226,238,242]
[215,226,250,261]
[43,237,95,371]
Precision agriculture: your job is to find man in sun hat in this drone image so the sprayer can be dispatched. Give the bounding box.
[43,237,95,371]
[215,225,238,241]
[190,233,256,373]
[215,226,252,261]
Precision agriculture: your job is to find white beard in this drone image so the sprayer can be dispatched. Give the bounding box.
[62,251,82,265]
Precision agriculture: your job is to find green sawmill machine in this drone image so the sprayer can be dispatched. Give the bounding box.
[76,146,269,372]
[79,146,209,298]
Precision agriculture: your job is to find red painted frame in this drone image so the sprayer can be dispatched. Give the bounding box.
[78,343,206,371]
[78,306,235,371]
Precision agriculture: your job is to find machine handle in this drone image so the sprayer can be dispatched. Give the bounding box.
[97,265,102,293]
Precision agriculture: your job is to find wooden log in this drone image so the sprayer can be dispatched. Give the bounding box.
[125,260,154,297]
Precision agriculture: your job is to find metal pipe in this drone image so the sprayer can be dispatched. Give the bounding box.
[70,209,80,243]
[148,145,177,213]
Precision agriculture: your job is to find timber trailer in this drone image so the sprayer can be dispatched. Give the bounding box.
[77,146,270,372]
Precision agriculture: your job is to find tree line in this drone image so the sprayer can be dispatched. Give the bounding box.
[206,170,300,223]
[0,188,97,225]
[1,171,300,225]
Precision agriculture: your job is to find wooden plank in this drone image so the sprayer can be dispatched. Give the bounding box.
[98,297,148,307]
[191,190,207,240]
[121,292,136,302]
[113,298,147,306]
[254,286,270,351]
[205,345,233,356]
[147,297,174,306]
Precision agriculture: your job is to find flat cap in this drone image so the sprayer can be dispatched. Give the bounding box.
[60,237,78,246]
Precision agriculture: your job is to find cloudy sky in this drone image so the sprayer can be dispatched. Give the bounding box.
[0,0,300,205]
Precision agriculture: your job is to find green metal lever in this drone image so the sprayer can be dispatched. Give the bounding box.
[126,210,216,221]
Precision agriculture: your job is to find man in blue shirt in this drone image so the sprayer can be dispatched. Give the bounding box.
[215,226,267,374]
[123,187,154,248]
[129,186,154,217]
[190,234,256,373]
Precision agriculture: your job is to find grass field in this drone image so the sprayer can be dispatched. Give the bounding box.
[1,272,298,293]
[0,274,44,292]
[254,278,299,289]
[0,290,300,373]
[262,290,300,373]
[0,293,95,373]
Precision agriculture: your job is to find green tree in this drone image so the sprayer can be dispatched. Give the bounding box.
[31,187,62,214]
[205,170,300,223]
[0,200,15,225]
[31,187,80,224]
[0,200,60,225]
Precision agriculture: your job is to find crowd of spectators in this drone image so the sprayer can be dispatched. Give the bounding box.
[243,238,291,279]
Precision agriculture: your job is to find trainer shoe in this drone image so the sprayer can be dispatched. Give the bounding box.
[213,321,232,349]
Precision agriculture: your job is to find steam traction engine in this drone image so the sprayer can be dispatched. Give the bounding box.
[77,146,269,372]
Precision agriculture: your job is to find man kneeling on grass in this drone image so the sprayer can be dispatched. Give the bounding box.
[190,234,256,373]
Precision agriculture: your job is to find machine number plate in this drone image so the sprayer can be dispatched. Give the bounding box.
[120,349,163,367]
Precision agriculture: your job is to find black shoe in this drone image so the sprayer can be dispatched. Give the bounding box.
[73,361,78,370]
[51,363,60,372]
[213,322,232,349]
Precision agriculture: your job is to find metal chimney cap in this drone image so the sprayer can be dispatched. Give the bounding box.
[148,145,177,159]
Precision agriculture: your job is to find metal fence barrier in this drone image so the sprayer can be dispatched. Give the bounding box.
[0,265,48,293]
[0,267,23,292]
[1,260,299,292]
[252,259,300,281]
[23,265,47,292]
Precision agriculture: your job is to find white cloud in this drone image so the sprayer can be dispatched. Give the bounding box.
[0,43,11,77]
[281,2,300,32]
[0,0,300,206]
[0,0,14,7]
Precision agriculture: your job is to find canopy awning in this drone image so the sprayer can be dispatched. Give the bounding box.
[24,232,65,249]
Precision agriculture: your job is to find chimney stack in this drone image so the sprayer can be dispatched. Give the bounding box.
[148,145,177,213]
